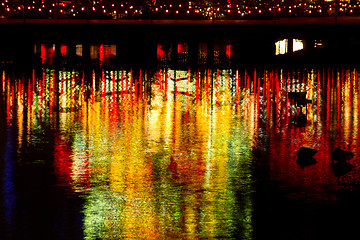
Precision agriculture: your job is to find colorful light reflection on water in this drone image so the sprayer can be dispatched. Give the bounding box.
[1,66,360,239]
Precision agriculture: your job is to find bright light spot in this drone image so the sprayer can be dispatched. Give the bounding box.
[293,39,304,52]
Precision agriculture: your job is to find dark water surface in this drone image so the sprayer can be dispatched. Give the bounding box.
[1,66,360,239]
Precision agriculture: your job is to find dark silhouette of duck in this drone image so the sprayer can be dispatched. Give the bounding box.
[332,148,354,162]
[296,147,318,168]
[296,147,318,159]
[332,148,355,177]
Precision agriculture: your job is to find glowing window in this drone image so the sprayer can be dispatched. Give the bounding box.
[275,39,288,55]
[293,39,304,52]
[76,44,83,57]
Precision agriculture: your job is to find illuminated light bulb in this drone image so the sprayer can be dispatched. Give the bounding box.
[166,9,168,13]
[170,4,172,7]
[228,9,230,13]
[155,8,158,11]
[130,6,133,9]
[309,10,311,13]
[60,9,63,13]
[179,4,181,7]
[259,10,261,13]
[71,9,74,12]
[217,8,220,11]
[319,9,322,13]
[112,4,114,7]
[28,6,31,10]
[39,8,41,11]
[238,10,240,13]
[18,7,21,10]
[121,4,123,7]
[81,7,84,11]
[278,7,281,11]
[103,9,106,13]
[176,10,178,13]
[102,5,104,8]
[269,8,272,11]
[350,9,353,13]
[125,10,128,14]
[92,7,95,11]
[187,10,189,13]
[49,9,52,13]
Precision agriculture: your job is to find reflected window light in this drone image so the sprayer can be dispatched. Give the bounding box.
[275,39,288,55]
[293,39,304,52]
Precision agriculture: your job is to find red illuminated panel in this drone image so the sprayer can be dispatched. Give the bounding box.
[60,44,67,57]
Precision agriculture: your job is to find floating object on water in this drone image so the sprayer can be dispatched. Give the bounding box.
[296,147,318,168]
[296,147,318,159]
[296,156,317,168]
[333,161,354,177]
[331,148,354,162]
[331,148,354,177]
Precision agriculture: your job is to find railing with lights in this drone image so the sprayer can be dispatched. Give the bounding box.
[0,0,359,21]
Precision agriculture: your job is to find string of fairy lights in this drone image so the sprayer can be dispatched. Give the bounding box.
[0,1,359,19]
